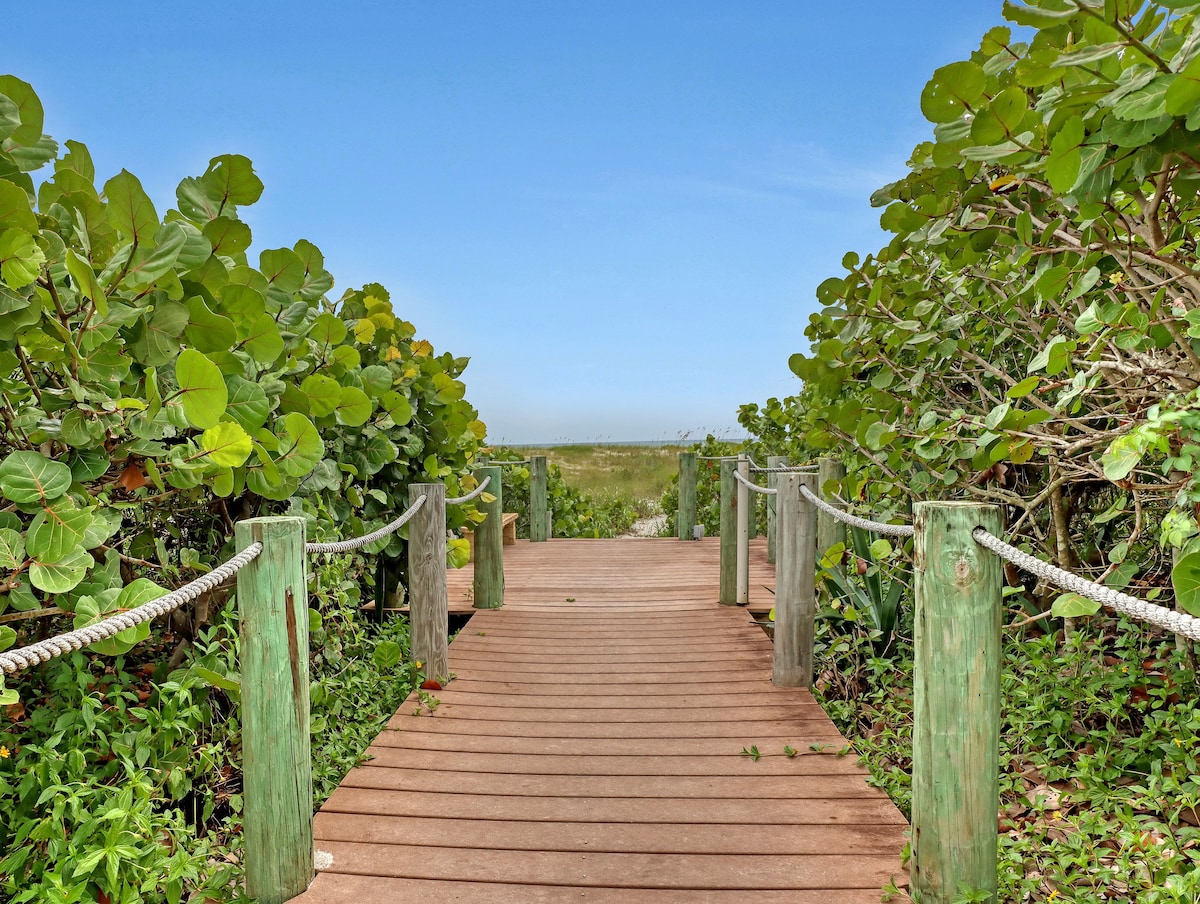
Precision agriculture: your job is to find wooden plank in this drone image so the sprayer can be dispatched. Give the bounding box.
[314,812,904,854]
[296,873,902,904]
[321,788,908,825]
[308,840,905,890]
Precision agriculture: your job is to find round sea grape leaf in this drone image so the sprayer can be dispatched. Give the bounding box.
[0,75,44,146]
[260,247,305,294]
[381,391,413,426]
[247,468,299,500]
[360,364,393,397]
[184,295,237,353]
[175,349,228,429]
[0,625,15,653]
[301,374,341,418]
[309,312,347,346]
[202,421,253,468]
[203,216,252,257]
[920,61,986,124]
[363,435,398,472]
[1173,553,1200,617]
[241,313,284,365]
[103,170,159,245]
[330,344,361,373]
[0,93,19,142]
[220,283,267,320]
[1051,592,1101,619]
[69,449,110,482]
[203,154,264,207]
[0,228,46,289]
[0,528,25,570]
[276,412,324,478]
[1046,115,1084,194]
[1166,57,1200,117]
[82,508,123,550]
[335,386,373,427]
[30,547,93,594]
[27,498,94,562]
[0,450,73,503]
[0,180,37,233]
[224,376,271,432]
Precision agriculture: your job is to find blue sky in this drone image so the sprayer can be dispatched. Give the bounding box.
[9,2,1009,444]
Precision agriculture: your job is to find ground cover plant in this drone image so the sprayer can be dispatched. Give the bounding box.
[0,75,487,901]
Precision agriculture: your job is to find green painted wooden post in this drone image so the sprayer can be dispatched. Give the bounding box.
[766,455,787,564]
[817,457,846,558]
[678,451,698,540]
[530,455,549,542]
[911,501,1003,904]
[473,465,504,608]
[773,473,816,687]
[735,454,750,605]
[235,516,312,904]
[408,483,448,680]
[719,459,737,604]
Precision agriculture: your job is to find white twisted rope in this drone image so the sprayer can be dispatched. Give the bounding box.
[306,495,427,554]
[485,459,530,466]
[0,543,264,676]
[972,528,1200,641]
[798,485,915,537]
[750,465,819,473]
[446,475,491,506]
[733,470,777,495]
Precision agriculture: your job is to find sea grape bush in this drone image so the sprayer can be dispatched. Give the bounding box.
[741,0,1200,620]
[0,74,488,900]
[0,79,485,706]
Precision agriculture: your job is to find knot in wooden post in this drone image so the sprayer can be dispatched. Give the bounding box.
[911,501,1003,904]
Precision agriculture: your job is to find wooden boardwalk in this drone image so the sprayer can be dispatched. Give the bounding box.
[295,538,908,903]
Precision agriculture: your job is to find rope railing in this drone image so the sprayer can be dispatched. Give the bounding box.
[1,476,494,677]
[733,470,777,495]
[306,494,428,554]
[486,459,530,466]
[972,528,1200,642]
[0,542,265,676]
[798,484,915,538]
[446,475,491,505]
[750,464,818,473]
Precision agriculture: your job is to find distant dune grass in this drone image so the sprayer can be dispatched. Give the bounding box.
[512,444,686,517]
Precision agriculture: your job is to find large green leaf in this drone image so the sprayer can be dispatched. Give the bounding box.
[202,421,253,467]
[203,154,264,207]
[1173,553,1200,617]
[27,498,94,563]
[335,386,373,427]
[1050,592,1101,619]
[103,169,158,244]
[225,376,271,432]
[275,412,324,477]
[0,451,72,503]
[0,75,44,146]
[301,373,342,417]
[0,179,37,233]
[30,547,93,594]
[184,295,237,352]
[920,61,986,123]
[175,349,228,429]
